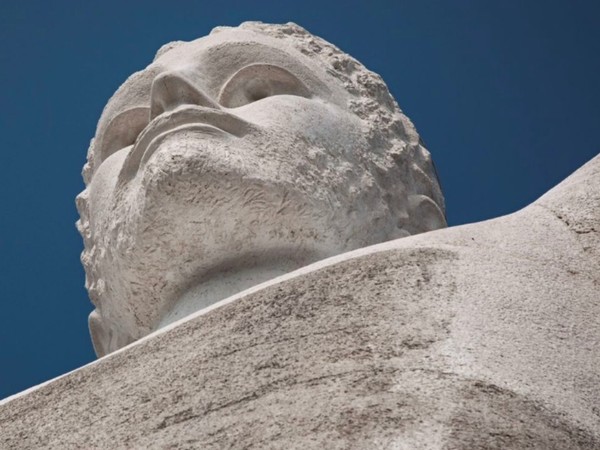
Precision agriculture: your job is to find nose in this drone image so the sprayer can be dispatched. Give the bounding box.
[150,71,220,120]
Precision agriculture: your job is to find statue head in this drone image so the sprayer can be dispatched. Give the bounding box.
[76,22,446,356]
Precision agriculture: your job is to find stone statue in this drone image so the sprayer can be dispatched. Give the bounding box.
[75,22,446,357]
[1,22,598,449]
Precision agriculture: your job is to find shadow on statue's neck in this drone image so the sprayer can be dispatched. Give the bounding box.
[155,253,319,331]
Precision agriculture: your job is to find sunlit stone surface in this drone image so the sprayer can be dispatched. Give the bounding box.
[75,22,446,356]
[0,22,598,449]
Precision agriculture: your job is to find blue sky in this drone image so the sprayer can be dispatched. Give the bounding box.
[0,0,598,399]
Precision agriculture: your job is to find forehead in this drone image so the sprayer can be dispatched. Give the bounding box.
[95,28,344,135]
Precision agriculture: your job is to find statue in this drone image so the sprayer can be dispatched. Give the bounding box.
[1,22,597,449]
[75,22,446,357]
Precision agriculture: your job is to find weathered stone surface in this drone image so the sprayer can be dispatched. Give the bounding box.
[75,22,446,356]
[1,155,598,449]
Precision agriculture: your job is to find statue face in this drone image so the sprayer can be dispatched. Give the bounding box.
[78,23,445,356]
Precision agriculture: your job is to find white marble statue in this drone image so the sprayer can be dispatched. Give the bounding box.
[1,22,598,449]
[76,22,446,356]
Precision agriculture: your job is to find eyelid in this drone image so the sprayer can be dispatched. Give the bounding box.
[218,63,311,108]
[98,107,150,164]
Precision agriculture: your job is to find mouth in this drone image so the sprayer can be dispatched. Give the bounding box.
[118,105,257,183]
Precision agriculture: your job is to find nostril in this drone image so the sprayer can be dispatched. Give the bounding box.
[150,71,220,120]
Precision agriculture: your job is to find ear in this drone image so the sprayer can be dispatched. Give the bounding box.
[88,309,109,358]
[408,194,447,232]
[89,309,135,358]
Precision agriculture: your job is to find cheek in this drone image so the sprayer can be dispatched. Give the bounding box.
[232,96,362,151]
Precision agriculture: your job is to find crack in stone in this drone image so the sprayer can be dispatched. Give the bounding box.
[538,203,597,236]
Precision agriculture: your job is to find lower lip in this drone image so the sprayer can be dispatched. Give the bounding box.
[140,123,229,168]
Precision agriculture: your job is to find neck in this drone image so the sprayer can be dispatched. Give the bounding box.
[156,257,310,329]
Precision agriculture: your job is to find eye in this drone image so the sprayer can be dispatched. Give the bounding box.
[218,64,311,108]
[98,107,150,164]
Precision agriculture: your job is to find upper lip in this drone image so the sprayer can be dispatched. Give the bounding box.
[118,105,257,183]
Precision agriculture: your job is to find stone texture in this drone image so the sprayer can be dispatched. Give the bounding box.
[75,22,446,356]
[1,154,598,449]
